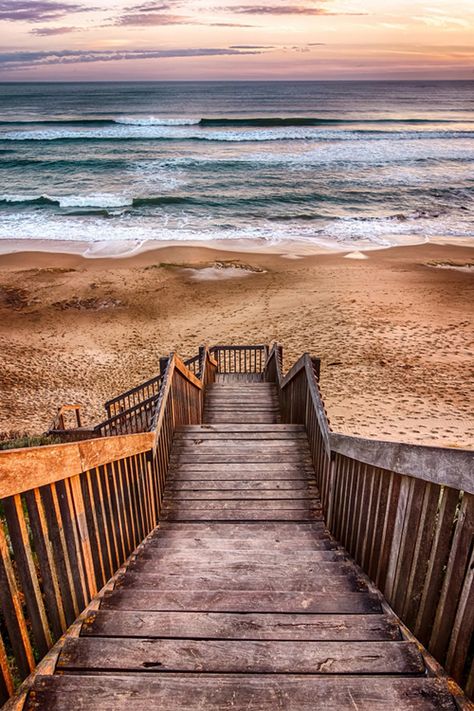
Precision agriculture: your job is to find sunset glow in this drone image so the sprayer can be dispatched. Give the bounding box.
[0,0,473,80]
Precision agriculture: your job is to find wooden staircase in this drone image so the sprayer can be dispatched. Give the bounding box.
[25,379,460,710]
[204,381,281,424]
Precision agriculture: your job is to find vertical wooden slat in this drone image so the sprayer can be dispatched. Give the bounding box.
[98,466,120,572]
[68,475,97,599]
[376,472,401,590]
[429,492,474,663]
[353,463,370,564]
[88,468,113,582]
[414,486,460,644]
[115,459,132,557]
[0,633,14,705]
[0,520,35,678]
[79,472,106,591]
[106,462,126,564]
[368,469,390,582]
[3,495,52,658]
[445,543,474,684]
[361,467,380,571]
[40,484,79,624]
[390,477,426,615]
[24,488,67,639]
[55,479,88,609]
[402,482,441,628]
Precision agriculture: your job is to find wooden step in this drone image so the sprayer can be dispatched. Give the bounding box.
[164,489,318,500]
[82,610,400,641]
[117,570,363,592]
[178,424,305,432]
[56,638,425,675]
[135,550,344,563]
[101,589,383,614]
[26,675,458,711]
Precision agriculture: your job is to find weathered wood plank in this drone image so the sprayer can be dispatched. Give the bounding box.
[128,560,351,578]
[162,510,322,522]
[162,500,320,511]
[57,638,425,674]
[168,480,314,491]
[171,454,313,463]
[176,432,308,440]
[136,549,344,563]
[164,490,318,501]
[144,539,337,552]
[173,442,308,450]
[154,522,327,536]
[82,610,400,641]
[168,467,315,479]
[178,424,305,432]
[101,589,383,613]
[117,570,363,592]
[25,675,458,711]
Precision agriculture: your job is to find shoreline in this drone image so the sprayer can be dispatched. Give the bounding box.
[0,235,473,263]
[1,241,473,449]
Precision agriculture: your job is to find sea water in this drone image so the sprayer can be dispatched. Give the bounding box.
[0,81,473,254]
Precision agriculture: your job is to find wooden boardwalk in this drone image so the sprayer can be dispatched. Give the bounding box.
[25,380,461,709]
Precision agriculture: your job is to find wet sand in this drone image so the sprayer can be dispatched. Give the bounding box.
[0,242,473,449]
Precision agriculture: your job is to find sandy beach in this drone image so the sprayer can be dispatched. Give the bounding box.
[0,242,473,449]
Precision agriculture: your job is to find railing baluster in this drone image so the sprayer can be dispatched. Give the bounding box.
[0,519,36,679]
[24,488,67,639]
[3,495,53,658]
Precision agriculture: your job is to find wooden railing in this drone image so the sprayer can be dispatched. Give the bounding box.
[264,343,474,699]
[104,375,162,419]
[0,349,215,706]
[211,345,268,374]
[95,394,159,438]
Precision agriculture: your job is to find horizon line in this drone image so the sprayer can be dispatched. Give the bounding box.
[1,78,473,84]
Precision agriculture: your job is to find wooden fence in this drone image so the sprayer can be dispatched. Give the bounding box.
[0,348,217,705]
[264,343,474,699]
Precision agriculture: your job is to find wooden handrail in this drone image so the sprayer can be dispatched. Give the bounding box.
[0,433,154,499]
[104,374,162,412]
[330,433,474,495]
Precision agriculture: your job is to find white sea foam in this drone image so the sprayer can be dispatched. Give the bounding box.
[1,209,473,255]
[115,116,201,126]
[1,194,50,204]
[58,194,132,208]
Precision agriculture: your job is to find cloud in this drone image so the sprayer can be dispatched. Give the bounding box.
[116,12,190,24]
[221,3,365,15]
[31,25,77,35]
[229,44,274,48]
[0,0,90,22]
[114,2,256,26]
[0,46,266,71]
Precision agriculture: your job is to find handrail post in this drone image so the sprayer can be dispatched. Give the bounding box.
[311,357,321,381]
[159,357,168,377]
[198,345,206,379]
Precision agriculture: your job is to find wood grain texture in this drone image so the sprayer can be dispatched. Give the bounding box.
[25,675,458,711]
[57,638,425,674]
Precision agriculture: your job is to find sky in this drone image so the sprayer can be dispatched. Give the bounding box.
[0,0,473,80]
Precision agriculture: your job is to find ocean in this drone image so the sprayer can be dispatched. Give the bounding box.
[0,81,473,255]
